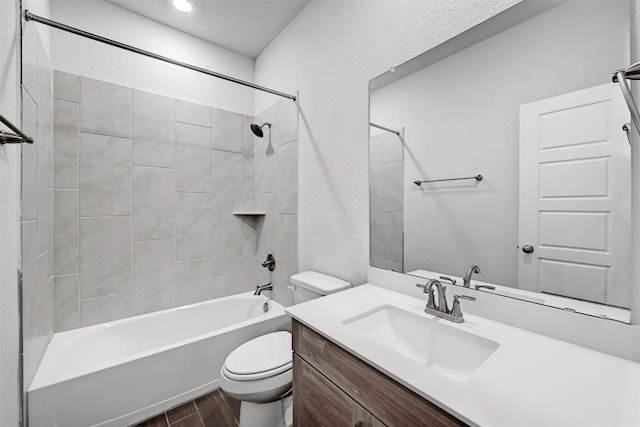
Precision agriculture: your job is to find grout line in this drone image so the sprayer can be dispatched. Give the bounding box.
[175,120,212,129]
[78,130,132,141]
[211,147,243,155]
[194,399,205,426]
[78,215,132,219]
[131,164,176,171]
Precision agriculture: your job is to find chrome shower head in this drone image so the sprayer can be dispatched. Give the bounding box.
[250,122,271,138]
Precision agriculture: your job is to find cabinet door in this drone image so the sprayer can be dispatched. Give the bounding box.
[294,354,375,427]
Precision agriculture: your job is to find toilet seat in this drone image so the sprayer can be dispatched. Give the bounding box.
[222,361,292,381]
[222,331,292,380]
[219,331,293,404]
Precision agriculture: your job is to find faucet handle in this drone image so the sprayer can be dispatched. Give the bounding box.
[451,294,476,320]
[416,283,428,293]
[439,275,457,286]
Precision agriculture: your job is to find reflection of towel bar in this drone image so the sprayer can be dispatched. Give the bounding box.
[414,175,483,185]
[0,114,34,144]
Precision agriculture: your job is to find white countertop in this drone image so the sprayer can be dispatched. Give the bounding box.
[286,284,640,427]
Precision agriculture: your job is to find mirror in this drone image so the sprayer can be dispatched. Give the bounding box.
[369,0,633,323]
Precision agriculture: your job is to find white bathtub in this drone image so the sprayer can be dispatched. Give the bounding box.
[28,292,290,427]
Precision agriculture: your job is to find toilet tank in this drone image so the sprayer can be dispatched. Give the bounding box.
[289,271,351,305]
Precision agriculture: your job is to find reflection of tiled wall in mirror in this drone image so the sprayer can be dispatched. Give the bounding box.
[370,130,403,272]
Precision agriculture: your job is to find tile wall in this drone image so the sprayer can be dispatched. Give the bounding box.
[52,72,298,330]
[369,130,403,272]
[21,23,55,388]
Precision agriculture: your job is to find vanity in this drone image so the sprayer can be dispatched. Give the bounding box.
[288,1,640,425]
[286,284,640,427]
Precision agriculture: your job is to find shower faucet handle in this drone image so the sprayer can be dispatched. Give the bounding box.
[261,254,276,271]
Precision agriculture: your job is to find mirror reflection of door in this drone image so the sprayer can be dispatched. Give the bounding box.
[519,83,631,308]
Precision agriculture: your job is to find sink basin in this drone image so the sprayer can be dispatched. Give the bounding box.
[343,305,499,382]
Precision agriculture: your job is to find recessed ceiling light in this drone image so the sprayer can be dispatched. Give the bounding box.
[172,0,193,13]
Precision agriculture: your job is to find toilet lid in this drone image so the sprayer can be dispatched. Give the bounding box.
[223,331,292,381]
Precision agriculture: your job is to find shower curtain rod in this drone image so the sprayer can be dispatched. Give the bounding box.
[24,11,297,102]
[369,122,400,136]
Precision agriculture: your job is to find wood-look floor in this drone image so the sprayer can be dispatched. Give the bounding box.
[132,389,240,427]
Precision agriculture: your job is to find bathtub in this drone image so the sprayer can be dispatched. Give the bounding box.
[28,292,290,427]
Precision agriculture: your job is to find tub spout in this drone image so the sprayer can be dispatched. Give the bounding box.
[254,283,273,296]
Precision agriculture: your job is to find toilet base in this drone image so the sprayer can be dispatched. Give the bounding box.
[239,395,292,427]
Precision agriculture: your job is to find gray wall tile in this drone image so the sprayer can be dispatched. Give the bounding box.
[370,227,384,268]
[176,123,211,193]
[240,216,265,287]
[51,75,299,328]
[241,174,256,211]
[255,138,278,193]
[80,293,133,327]
[37,147,52,254]
[177,193,211,261]
[212,107,243,152]
[79,217,131,299]
[382,161,403,212]
[53,100,79,189]
[382,212,403,264]
[53,70,78,102]
[242,115,255,174]
[21,221,39,341]
[277,141,297,214]
[22,23,38,100]
[132,240,176,315]
[54,275,79,331]
[211,214,242,276]
[133,90,175,167]
[212,273,251,299]
[382,131,403,163]
[22,89,38,221]
[79,133,131,216]
[211,150,242,213]
[175,258,214,306]
[80,77,131,138]
[176,99,211,127]
[370,181,384,228]
[133,167,176,240]
[275,99,298,145]
[53,189,78,275]
[273,214,297,306]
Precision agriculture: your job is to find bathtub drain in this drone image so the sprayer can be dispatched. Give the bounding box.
[263,302,269,312]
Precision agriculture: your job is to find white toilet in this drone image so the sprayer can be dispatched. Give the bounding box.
[219,271,351,427]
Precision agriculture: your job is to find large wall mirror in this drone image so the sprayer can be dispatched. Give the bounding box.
[369,0,634,323]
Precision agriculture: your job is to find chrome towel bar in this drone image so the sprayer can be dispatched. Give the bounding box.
[414,174,483,185]
[0,114,33,144]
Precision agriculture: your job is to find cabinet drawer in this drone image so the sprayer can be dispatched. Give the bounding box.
[294,354,377,427]
[292,320,466,427]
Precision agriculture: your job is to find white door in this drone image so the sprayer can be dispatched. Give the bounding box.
[518,83,631,308]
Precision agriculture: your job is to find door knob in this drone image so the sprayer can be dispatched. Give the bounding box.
[522,244,534,254]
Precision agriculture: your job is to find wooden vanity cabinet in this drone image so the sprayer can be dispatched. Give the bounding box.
[292,320,466,427]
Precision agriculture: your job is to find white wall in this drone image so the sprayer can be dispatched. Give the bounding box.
[0,0,22,424]
[49,0,255,115]
[370,1,629,287]
[254,0,523,285]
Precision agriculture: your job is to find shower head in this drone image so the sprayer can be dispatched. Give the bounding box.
[250,122,271,138]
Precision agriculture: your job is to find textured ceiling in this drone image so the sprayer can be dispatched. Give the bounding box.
[107,0,310,58]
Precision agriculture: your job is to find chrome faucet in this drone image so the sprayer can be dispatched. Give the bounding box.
[416,279,476,323]
[463,265,481,288]
[254,283,273,296]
